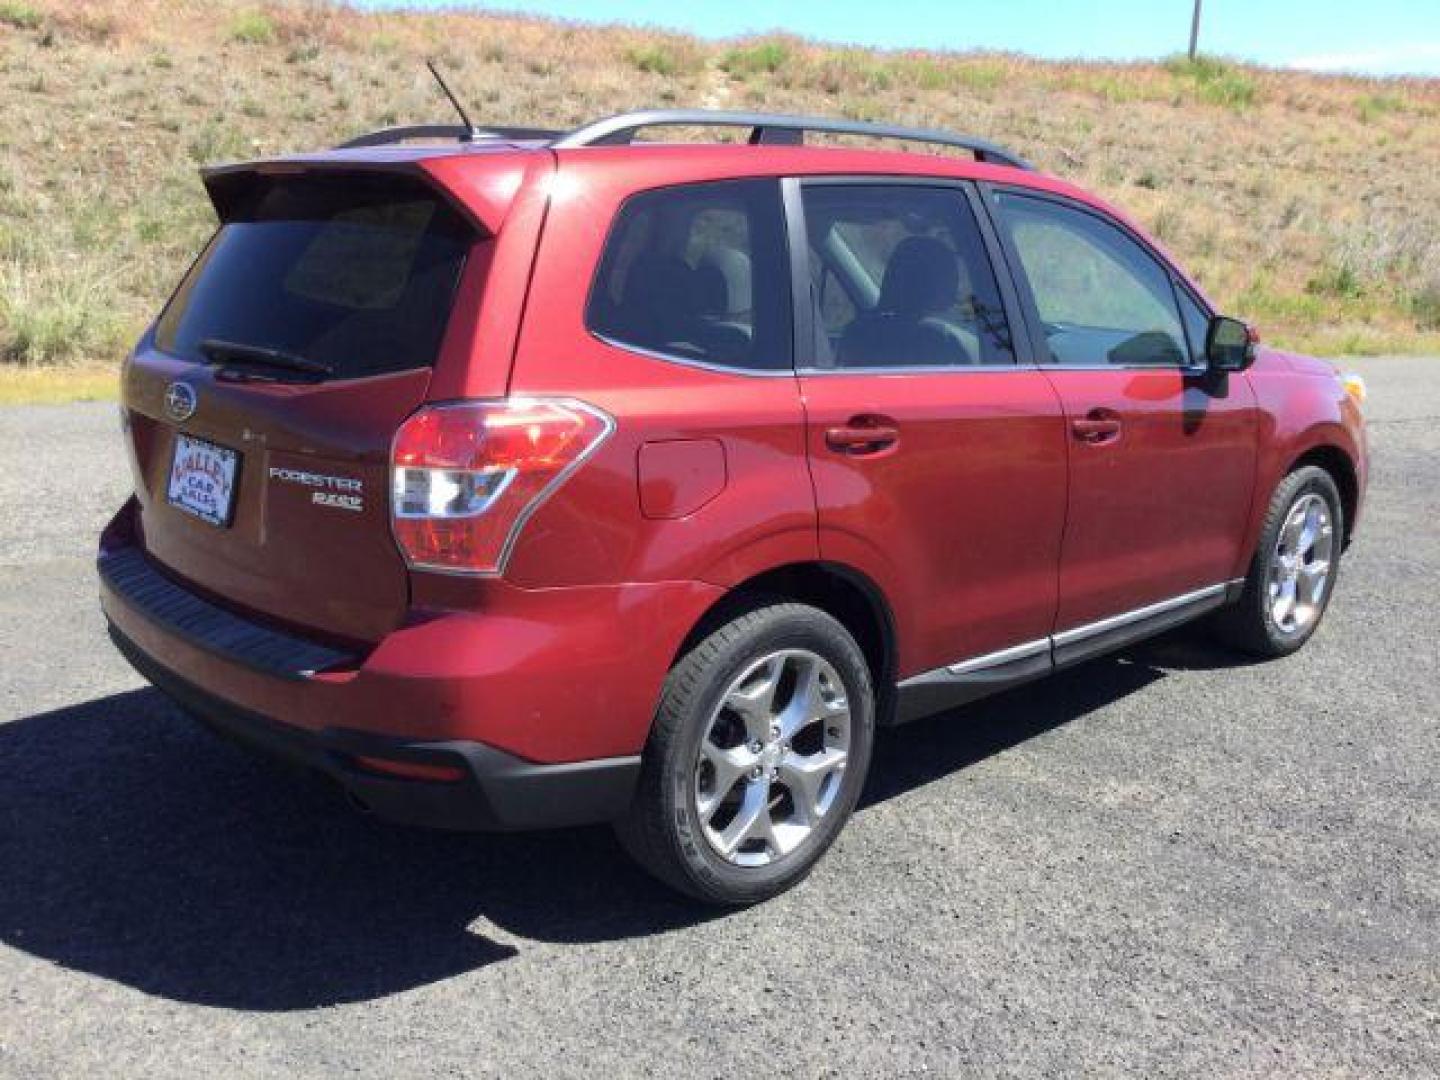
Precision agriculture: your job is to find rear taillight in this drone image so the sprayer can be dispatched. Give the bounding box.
[390,398,613,574]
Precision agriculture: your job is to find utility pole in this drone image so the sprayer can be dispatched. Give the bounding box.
[1188,0,1203,60]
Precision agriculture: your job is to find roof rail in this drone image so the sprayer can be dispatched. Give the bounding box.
[550,109,1033,170]
[336,123,561,149]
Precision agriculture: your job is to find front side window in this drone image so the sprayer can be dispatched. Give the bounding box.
[994,192,1188,367]
[586,179,791,371]
[803,184,1014,368]
[1176,285,1213,365]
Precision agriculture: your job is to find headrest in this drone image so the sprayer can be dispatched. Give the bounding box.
[877,236,959,316]
[694,246,753,318]
[624,252,695,310]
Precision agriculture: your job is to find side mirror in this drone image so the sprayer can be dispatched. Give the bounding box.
[1205,316,1255,373]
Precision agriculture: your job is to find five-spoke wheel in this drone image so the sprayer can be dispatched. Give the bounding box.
[617,603,875,904]
[1266,492,1334,636]
[694,649,852,866]
[1216,464,1343,657]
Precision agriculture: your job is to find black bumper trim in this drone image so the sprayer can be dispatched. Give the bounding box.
[108,623,641,832]
[99,547,354,680]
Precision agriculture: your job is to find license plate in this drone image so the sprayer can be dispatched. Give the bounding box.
[167,434,240,527]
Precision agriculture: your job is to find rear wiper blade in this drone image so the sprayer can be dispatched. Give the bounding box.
[198,338,334,377]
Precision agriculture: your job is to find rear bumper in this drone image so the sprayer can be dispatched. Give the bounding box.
[109,622,639,830]
[97,515,721,830]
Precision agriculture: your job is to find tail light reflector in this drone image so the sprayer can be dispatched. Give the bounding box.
[391,398,613,574]
[352,755,467,783]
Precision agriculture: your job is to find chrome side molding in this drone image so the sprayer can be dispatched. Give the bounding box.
[946,637,1050,676]
[1052,583,1229,647]
[893,580,1244,725]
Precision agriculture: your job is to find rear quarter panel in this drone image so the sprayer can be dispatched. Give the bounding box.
[499,152,820,592]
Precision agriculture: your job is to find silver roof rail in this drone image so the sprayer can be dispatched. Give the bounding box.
[336,124,562,149]
[550,109,1032,170]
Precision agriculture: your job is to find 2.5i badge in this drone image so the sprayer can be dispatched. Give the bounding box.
[268,466,365,512]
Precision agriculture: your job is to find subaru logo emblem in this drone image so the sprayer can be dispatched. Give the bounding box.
[164,381,197,423]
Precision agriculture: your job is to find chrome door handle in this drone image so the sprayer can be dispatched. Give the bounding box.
[1072,412,1121,443]
[825,420,899,456]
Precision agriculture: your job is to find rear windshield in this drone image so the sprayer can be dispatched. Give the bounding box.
[155,173,474,379]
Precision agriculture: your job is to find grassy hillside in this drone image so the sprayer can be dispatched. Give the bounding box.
[2,0,1438,375]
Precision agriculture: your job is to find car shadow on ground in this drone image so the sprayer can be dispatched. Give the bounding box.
[0,629,1242,1011]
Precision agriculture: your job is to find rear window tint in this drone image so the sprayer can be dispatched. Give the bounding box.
[156,173,473,380]
[586,179,792,371]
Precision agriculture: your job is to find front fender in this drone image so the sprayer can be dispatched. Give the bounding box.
[1234,360,1367,576]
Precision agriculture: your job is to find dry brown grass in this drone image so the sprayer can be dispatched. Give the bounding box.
[2,0,1438,375]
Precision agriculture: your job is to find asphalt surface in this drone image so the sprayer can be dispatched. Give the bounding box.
[0,357,1435,1078]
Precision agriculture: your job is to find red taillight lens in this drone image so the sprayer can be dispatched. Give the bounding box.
[391,398,613,574]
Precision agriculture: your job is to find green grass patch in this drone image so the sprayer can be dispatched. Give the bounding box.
[1242,284,1328,323]
[810,50,893,94]
[907,59,950,92]
[1305,262,1365,300]
[0,1,41,30]
[186,122,252,164]
[0,2,41,30]
[892,57,1007,94]
[953,62,1006,93]
[1164,54,1257,110]
[1057,70,1170,105]
[624,43,699,77]
[721,39,790,77]
[228,10,276,46]
[0,295,130,366]
[1294,328,1438,357]
[1356,93,1405,122]
[1411,277,1440,330]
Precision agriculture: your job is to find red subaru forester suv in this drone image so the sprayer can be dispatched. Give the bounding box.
[100,110,1368,903]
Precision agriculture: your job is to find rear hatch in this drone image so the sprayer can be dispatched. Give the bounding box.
[121,164,485,643]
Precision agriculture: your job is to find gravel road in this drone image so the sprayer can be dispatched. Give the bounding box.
[1,357,1435,1078]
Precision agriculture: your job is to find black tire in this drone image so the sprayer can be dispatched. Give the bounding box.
[1214,465,1343,657]
[616,602,875,905]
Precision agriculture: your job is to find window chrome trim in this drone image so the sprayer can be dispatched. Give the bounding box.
[1038,362,1212,375]
[795,362,1038,376]
[587,331,798,378]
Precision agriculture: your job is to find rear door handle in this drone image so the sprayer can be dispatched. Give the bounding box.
[825,417,899,456]
[1071,411,1122,444]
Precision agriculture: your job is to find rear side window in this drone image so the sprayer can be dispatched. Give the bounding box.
[993,191,1187,367]
[802,184,1015,368]
[586,179,792,371]
[156,173,473,379]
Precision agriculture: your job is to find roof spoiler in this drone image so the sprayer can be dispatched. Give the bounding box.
[196,155,543,235]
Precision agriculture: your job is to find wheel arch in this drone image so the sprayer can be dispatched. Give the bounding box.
[673,562,900,724]
[1288,442,1359,549]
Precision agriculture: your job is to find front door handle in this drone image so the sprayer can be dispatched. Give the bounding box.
[825,416,900,456]
[1071,410,1122,444]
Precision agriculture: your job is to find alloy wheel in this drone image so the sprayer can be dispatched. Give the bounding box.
[693,649,852,867]
[1267,492,1334,635]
